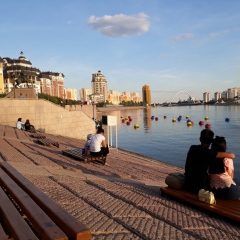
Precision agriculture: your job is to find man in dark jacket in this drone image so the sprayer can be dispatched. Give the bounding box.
[184,129,235,193]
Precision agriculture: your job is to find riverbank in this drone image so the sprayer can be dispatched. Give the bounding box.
[0,125,239,239]
[97,106,147,112]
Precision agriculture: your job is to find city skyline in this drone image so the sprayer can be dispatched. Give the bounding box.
[1,1,240,103]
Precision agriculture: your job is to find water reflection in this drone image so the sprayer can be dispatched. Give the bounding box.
[143,108,152,131]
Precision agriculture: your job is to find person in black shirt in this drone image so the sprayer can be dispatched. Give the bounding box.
[184,129,235,194]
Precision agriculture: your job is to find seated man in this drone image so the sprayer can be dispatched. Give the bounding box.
[184,129,235,194]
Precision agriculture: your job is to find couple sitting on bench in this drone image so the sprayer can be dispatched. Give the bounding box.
[84,127,109,158]
[185,129,240,200]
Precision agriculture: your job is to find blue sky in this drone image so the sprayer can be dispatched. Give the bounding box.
[1,0,240,103]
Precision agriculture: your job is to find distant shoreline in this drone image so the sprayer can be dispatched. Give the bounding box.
[97,106,147,112]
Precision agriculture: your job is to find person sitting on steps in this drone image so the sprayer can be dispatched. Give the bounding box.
[90,127,109,158]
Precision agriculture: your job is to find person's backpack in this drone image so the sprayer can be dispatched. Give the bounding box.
[165,172,185,189]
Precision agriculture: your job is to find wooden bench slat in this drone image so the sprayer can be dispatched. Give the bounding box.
[160,187,240,222]
[0,168,68,240]
[62,148,106,165]
[0,162,91,240]
[0,186,38,240]
[38,139,59,148]
[0,223,8,240]
[30,133,46,139]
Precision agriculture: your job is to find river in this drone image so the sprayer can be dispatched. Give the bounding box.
[97,105,240,175]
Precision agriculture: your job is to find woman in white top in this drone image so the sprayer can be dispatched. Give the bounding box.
[16,118,25,130]
[90,127,109,157]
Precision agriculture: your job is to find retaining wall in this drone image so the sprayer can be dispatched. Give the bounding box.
[0,98,96,140]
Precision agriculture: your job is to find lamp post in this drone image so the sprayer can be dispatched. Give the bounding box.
[92,101,95,120]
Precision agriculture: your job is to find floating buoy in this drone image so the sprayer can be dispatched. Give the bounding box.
[225,117,230,122]
[179,115,182,118]
[129,117,132,121]
[126,121,130,125]
[164,116,167,119]
[187,119,192,123]
[186,116,190,119]
[125,117,128,120]
[205,123,211,128]
[121,116,123,118]
[199,120,204,125]
[155,117,158,121]
[187,121,192,126]
[122,119,125,123]
[134,123,139,128]
[151,116,154,120]
[205,116,209,120]
[177,117,181,121]
[172,118,176,122]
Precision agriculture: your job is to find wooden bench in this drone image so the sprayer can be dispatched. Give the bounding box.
[30,133,46,139]
[0,161,91,240]
[38,138,59,148]
[62,148,106,165]
[160,187,240,223]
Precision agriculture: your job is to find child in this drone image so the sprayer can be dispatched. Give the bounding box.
[82,134,92,155]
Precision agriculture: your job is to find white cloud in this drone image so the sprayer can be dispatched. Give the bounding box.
[87,13,150,37]
[172,33,193,42]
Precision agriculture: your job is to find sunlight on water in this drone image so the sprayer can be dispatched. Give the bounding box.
[98,105,240,174]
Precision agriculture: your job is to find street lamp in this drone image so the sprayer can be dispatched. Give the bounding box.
[92,101,95,120]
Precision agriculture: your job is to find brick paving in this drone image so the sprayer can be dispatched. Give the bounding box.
[0,125,239,240]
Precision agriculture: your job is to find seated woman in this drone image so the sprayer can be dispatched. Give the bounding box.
[16,118,25,130]
[209,136,240,200]
[25,119,36,132]
[90,127,109,157]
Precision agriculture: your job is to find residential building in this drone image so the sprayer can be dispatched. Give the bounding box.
[1,52,65,98]
[214,92,222,101]
[91,70,108,102]
[80,88,92,102]
[42,71,64,98]
[227,88,240,99]
[64,88,77,101]
[3,52,41,94]
[203,92,210,102]
[142,85,151,105]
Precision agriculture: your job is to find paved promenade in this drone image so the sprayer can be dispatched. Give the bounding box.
[0,125,239,239]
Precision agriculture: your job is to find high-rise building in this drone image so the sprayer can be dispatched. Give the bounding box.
[91,70,108,102]
[203,92,210,102]
[142,85,151,105]
[214,92,222,101]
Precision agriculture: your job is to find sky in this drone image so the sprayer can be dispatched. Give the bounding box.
[1,0,240,103]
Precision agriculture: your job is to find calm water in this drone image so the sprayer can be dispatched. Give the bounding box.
[98,105,240,175]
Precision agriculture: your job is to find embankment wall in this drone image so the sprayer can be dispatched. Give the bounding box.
[0,98,96,140]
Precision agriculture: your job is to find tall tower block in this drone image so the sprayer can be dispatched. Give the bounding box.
[142,85,151,105]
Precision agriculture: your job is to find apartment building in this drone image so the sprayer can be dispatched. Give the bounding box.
[91,70,108,102]
[203,92,210,102]
[214,92,222,101]
[64,88,77,101]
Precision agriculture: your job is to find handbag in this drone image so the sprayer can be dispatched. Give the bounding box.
[165,172,185,189]
[198,189,216,205]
